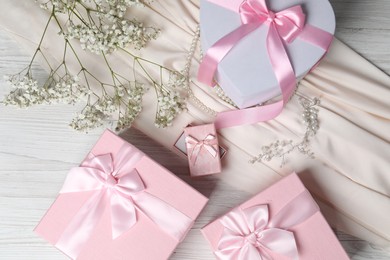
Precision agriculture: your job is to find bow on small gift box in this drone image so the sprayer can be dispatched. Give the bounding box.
[185,134,218,165]
[55,145,193,259]
[183,124,222,176]
[215,191,319,260]
[198,0,334,129]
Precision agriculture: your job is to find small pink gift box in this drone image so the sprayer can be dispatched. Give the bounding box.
[35,130,208,260]
[201,173,349,260]
[184,124,222,177]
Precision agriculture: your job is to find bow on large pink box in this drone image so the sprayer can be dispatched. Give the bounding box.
[201,173,349,260]
[199,0,335,127]
[35,130,208,260]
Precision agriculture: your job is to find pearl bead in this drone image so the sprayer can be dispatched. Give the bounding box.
[180,24,218,116]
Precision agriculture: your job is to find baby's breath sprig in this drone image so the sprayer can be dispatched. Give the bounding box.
[249,97,320,167]
[2,0,187,132]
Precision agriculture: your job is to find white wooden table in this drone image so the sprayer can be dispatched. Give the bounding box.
[0,1,389,259]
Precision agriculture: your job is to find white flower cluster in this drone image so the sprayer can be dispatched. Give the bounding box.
[93,0,143,16]
[68,81,145,132]
[3,75,42,107]
[301,97,320,136]
[3,74,87,107]
[249,97,321,166]
[155,91,185,128]
[4,1,184,132]
[166,71,187,89]
[69,104,107,131]
[94,94,118,115]
[249,140,294,164]
[64,0,159,54]
[49,75,89,104]
[115,82,145,131]
[67,20,158,54]
[39,0,76,13]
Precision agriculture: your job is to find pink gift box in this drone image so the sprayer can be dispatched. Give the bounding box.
[201,173,349,260]
[35,130,208,260]
[184,124,222,177]
[173,128,227,160]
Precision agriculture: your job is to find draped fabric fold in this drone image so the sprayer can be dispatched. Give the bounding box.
[55,145,193,259]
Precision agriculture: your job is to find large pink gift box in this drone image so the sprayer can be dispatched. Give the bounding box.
[201,173,349,259]
[35,130,208,260]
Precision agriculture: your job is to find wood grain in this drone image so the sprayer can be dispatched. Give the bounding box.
[0,1,389,259]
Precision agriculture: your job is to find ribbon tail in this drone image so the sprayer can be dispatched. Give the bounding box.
[110,191,137,239]
[299,24,333,51]
[216,244,263,260]
[238,243,264,260]
[268,190,319,229]
[55,189,108,259]
[204,144,218,158]
[198,22,260,86]
[215,248,244,260]
[214,100,283,129]
[189,144,202,165]
[267,23,297,103]
[259,228,298,260]
[133,191,193,242]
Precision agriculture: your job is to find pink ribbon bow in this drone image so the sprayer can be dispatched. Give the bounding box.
[240,0,305,43]
[55,145,193,259]
[215,191,319,260]
[198,0,333,129]
[185,134,218,165]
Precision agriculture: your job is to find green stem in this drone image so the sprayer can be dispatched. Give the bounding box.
[38,50,54,71]
[119,47,175,73]
[134,58,158,86]
[102,53,117,85]
[28,9,54,69]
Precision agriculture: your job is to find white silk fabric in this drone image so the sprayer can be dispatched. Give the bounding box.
[0,0,389,252]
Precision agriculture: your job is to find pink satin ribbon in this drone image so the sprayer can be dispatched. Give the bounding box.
[198,0,333,129]
[185,134,218,165]
[215,190,319,260]
[55,145,193,259]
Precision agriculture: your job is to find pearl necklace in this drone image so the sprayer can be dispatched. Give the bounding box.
[181,26,217,116]
[182,25,238,116]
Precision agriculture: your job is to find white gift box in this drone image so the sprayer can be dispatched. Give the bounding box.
[200,0,336,108]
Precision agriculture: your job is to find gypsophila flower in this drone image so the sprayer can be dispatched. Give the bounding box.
[3,73,88,107]
[301,97,320,136]
[167,71,187,89]
[39,0,76,13]
[249,97,320,167]
[155,90,185,128]
[94,94,118,114]
[69,104,108,131]
[3,74,44,107]
[47,75,89,104]
[64,0,159,55]
[66,20,159,54]
[5,0,185,133]
[114,81,146,130]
